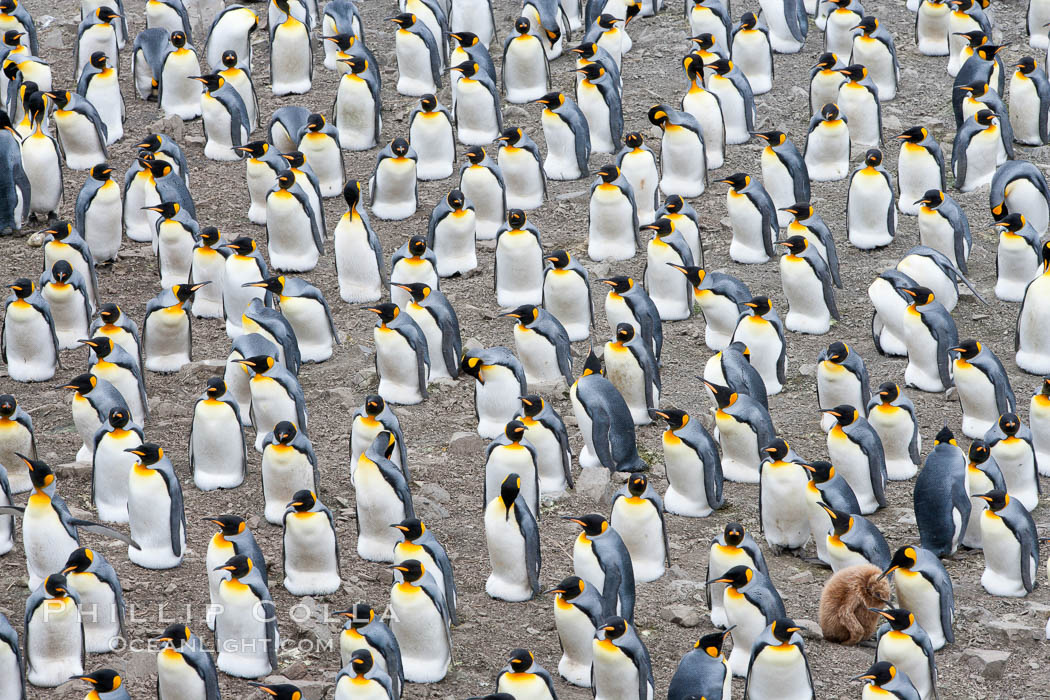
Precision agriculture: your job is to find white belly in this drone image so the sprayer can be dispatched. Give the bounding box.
[724,588,768,676]
[22,134,62,214]
[485,445,538,516]
[848,172,896,249]
[461,166,504,239]
[158,649,208,700]
[876,632,933,700]
[201,94,242,161]
[828,428,880,513]
[588,185,637,261]
[266,194,319,272]
[42,284,89,350]
[805,124,850,181]
[250,377,299,452]
[455,79,500,145]
[867,404,919,479]
[990,438,1039,511]
[682,89,725,169]
[981,512,1033,596]
[504,38,548,103]
[410,113,452,179]
[610,497,666,581]
[605,345,655,424]
[522,421,569,493]
[406,306,448,379]
[476,367,522,438]
[578,83,613,153]
[541,111,582,180]
[709,76,747,143]
[747,645,811,698]
[336,76,380,151]
[354,460,409,561]
[760,462,811,548]
[262,445,315,523]
[485,499,532,600]
[284,512,341,594]
[663,433,714,516]
[731,317,782,393]
[271,21,313,94]
[389,584,450,682]
[780,256,832,334]
[726,192,769,264]
[161,51,204,119]
[732,31,772,93]
[898,146,942,215]
[192,401,244,490]
[215,581,274,678]
[93,429,140,522]
[83,181,122,261]
[496,231,544,306]
[1017,275,1050,374]
[281,296,334,363]
[26,598,83,686]
[431,211,478,277]
[957,127,1007,192]
[554,600,595,686]
[68,571,121,652]
[543,270,590,341]
[1005,177,1050,234]
[893,568,948,648]
[298,135,343,197]
[128,467,183,569]
[660,126,706,197]
[715,411,761,483]
[592,641,647,700]
[334,213,383,302]
[499,147,545,210]
[645,240,690,320]
[23,498,79,588]
[395,32,437,96]
[902,310,947,393]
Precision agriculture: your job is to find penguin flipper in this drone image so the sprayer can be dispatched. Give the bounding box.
[70,519,140,550]
[518,501,542,597]
[0,504,24,516]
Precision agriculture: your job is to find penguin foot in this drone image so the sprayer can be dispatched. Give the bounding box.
[803,556,832,569]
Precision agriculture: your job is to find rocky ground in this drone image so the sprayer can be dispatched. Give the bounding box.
[2,0,1049,698]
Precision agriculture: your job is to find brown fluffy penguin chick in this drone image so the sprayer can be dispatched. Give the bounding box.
[818,564,891,644]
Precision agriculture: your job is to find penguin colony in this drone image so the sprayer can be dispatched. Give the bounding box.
[2,0,1050,697]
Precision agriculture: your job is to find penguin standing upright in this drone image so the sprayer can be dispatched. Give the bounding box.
[805,103,851,181]
[880,546,955,650]
[391,519,457,623]
[83,335,148,424]
[90,405,140,524]
[897,126,946,215]
[24,574,84,687]
[641,218,693,321]
[334,180,384,304]
[951,339,1015,438]
[389,236,439,310]
[75,7,120,80]
[408,94,452,179]
[248,276,339,364]
[899,285,958,393]
[615,132,659,223]
[193,73,250,161]
[190,377,247,492]
[851,16,899,100]
[125,443,185,570]
[866,382,920,480]
[75,163,122,262]
[0,613,23,698]
[388,559,452,682]
[777,235,839,334]
[1016,241,1050,374]
[680,54,725,171]
[730,297,786,395]
[759,438,812,553]
[745,620,814,700]
[221,236,269,338]
[497,126,547,210]
[395,282,461,381]
[549,575,604,686]
[154,623,222,698]
[707,565,785,677]
[495,210,544,306]
[542,250,591,341]
[515,395,573,493]
[990,161,1050,236]
[914,189,970,272]
[668,629,732,700]
[452,60,502,145]
[261,421,318,525]
[503,304,573,387]
[62,373,129,466]
[364,303,429,406]
[817,342,870,431]
[462,347,527,437]
[1009,57,1050,146]
[503,18,550,105]
[994,214,1041,302]
[984,412,1040,512]
[20,97,62,222]
[820,503,892,572]
[873,609,938,700]
[485,472,542,601]
[218,49,258,130]
[189,226,228,319]
[449,148,502,243]
[602,276,664,360]
[147,201,197,287]
[0,393,33,502]
[952,110,1009,193]
[334,604,403,694]
[588,164,638,262]
[756,131,810,226]
[2,283,57,379]
[60,547,125,653]
[333,55,383,152]
[591,618,654,700]
[731,13,773,94]
[603,322,660,425]
[962,439,1007,549]
[703,380,776,482]
[1029,376,1050,472]
[427,190,477,277]
[296,114,344,197]
[720,173,776,264]
[824,405,887,514]
[38,261,91,351]
[265,170,323,272]
[847,149,897,249]
[650,407,723,517]
[391,13,443,96]
[916,0,951,56]
[976,490,1039,597]
[567,514,636,619]
[236,142,282,225]
[575,62,622,154]
[569,352,647,472]
[802,460,861,565]
[238,354,308,452]
[269,0,312,94]
[649,104,707,197]
[213,555,279,678]
[370,138,418,221]
[914,427,970,557]
[705,522,769,628]
[534,91,591,180]
[671,266,750,351]
[282,490,341,595]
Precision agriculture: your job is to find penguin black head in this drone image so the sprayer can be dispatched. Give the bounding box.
[394,282,432,303]
[499,472,522,513]
[49,259,73,285]
[136,134,165,153]
[956,79,988,97]
[875,382,900,403]
[995,213,1026,233]
[728,341,751,359]
[88,51,108,70]
[660,197,687,218]
[818,502,852,536]
[504,419,526,443]
[624,132,644,150]
[738,11,758,29]
[950,339,980,361]
[570,41,598,58]
[1042,241,1050,270]
[306,113,326,132]
[414,94,439,115]
[222,50,239,68]
[43,220,73,240]
[519,395,544,418]
[718,173,750,191]
[853,15,878,33]
[641,217,674,237]
[452,60,481,78]
[326,31,356,51]
[449,31,480,47]
[825,341,849,363]
[581,349,604,377]
[701,379,735,409]
[390,558,425,583]
[155,622,193,649]
[769,618,802,644]
[863,149,883,167]
[339,54,369,73]
[350,648,375,676]
[335,603,377,628]
[42,90,74,111]
[392,517,424,541]
[243,275,285,296]
[682,51,706,82]
[997,412,1020,436]
[43,572,70,599]
[170,30,187,49]
[507,648,534,672]
[62,547,94,574]
[361,395,386,418]
[281,151,307,169]
[763,437,790,462]
[225,236,258,256]
[235,353,276,375]
[755,130,786,147]
[533,91,564,108]
[596,12,620,29]
[234,141,268,159]
[399,235,425,259]
[337,181,363,215]
[388,13,416,28]
[0,393,15,418]
[647,104,671,127]
[707,564,752,588]
[974,109,997,127]
[513,16,531,34]
[500,210,527,232]
[190,73,223,92]
[204,514,246,537]
[901,285,935,306]
[650,406,688,430]
[596,164,620,184]
[897,126,929,144]
[544,250,570,269]
[723,522,745,546]
[974,43,1003,59]
[96,6,121,24]
[498,126,524,146]
[564,513,609,537]
[72,670,123,693]
[695,627,734,657]
[626,473,648,497]
[247,682,302,700]
[802,460,835,484]
[837,64,867,82]
[600,276,632,295]
[144,200,180,220]
[275,170,296,190]
[881,546,919,578]
[80,335,115,358]
[576,62,606,82]
[690,32,716,51]
[215,554,254,578]
[547,575,586,600]
[2,29,21,46]
[814,52,839,70]
[288,489,316,512]
[601,617,629,640]
[820,103,841,121]
[775,235,808,255]
[60,373,97,395]
[144,158,175,179]
[502,304,538,325]
[273,421,298,445]
[465,146,487,165]
[968,439,991,464]
[822,404,858,427]
[707,58,734,75]
[107,406,130,429]
[614,322,636,344]
[977,489,1010,512]
[869,608,914,631]
[125,443,164,466]
[1,62,18,82]
[373,429,395,461]
[743,296,771,316]
[1016,56,1038,75]
[853,661,896,687]
[195,226,221,248]
[461,353,485,381]
[88,162,114,181]
[914,188,944,208]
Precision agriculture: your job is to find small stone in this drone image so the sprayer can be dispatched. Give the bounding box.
[416,496,450,521]
[590,262,612,279]
[575,467,611,502]
[448,431,484,457]
[556,190,587,200]
[354,367,377,388]
[418,482,451,504]
[148,114,186,142]
[40,28,65,50]
[962,648,1010,679]
[504,106,528,122]
[798,364,816,376]
[26,232,44,247]
[282,661,309,680]
[526,626,541,635]
[984,617,1038,643]
[661,604,701,628]
[185,134,206,145]
[794,618,823,640]
[55,461,91,478]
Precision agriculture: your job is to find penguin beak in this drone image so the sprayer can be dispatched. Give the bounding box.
[649,409,669,420]
[949,346,965,354]
[876,565,898,581]
[79,339,99,348]
[501,312,522,319]
[705,577,732,585]
[817,502,835,517]
[800,462,817,473]
[124,448,145,456]
[821,409,841,417]
[242,281,270,288]
[543,587,566,595]
[560,516,586,526]
[71,676,97,684]
[213,564,236,572]
[774,240,791,246]
[141,206,165,212]
[362,306,382,314]
[868,608,894,620]
[189,76,209,84]
[853,674,876,682]
[393,284,412,292]
[743,301,758,308]
[786,627,801,634]
[61,564,76,574]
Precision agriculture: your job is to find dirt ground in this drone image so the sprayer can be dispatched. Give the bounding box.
[2,0,1049,697]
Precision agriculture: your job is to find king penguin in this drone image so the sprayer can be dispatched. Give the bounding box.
[824,404,888,514]
[485,473,542,601]
[567,513,636,620]
[880,546,955,650]
[569,351,647,472]
[913,427,970,557]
